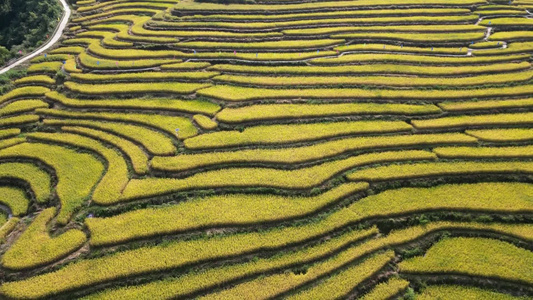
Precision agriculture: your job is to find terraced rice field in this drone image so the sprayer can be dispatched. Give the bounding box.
[0,0,531,298]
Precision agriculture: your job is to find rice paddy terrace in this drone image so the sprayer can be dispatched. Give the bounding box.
[0,0,532,298]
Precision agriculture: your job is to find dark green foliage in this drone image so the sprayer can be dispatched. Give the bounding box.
[0,0,61,63]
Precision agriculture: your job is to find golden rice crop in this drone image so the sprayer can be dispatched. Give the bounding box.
[465,129,533,142]
[1,208,86,270]
[439,98,533,111]
[193,114,217,130]
[28,132,129,205]
[43,119,176,156]
[360,278,410,300]
[122,150,436,200]
[433,146,533,158]
[70,71,219,82]
[347,161,533,182]
[216,102,440,123]
[197,84,533,102]
[27,61,63,73]
[14,75,55,85]
[208,62,529,76]
[62,126,149,174]
[45,91,220,116]
[37,108,198,139]
[0,115,40,127]
[0,143,104,224]
[0,86,50,104]
[332,31,485,42]
[412,112,533,129]
[153,133,475,172]
[0,187,28,216]
[399,237,533,284]
[0,100,49,117]
[416,285,529,300]
[184,120,411,149]
[0,217,19,244]
[86,182,368,245]
[64,81,211,96]
[0,163,51,203]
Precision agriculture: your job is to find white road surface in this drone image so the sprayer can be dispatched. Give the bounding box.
[0,0,71,75]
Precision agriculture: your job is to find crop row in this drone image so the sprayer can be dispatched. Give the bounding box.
[347,161,533,182]
[411,112,533,129]
[0,100,49,117]
[86,182,369,245]
[43,119,175,156]
[121,151,436,200]
[183,120,412,149]
[37,108,198,139]
[154,133,476,172]
[179,8,472,22]
[207,251,395,299]
[361,278,410,300]
[172,0,486,14]
[466,129,533,142]
[208,62,530,76]
[417,285,529,299]
[27,132,129,205]
[45,91,220,116]
[2,208,87,270]
[15,221,528,300]
[212,70,533,88]
[439,98,533,112]
[216,102,440,123]
[62,126,149,175]
[399,237,533,285]
[0,162,51,203]
[153,15,479,30]
[70,71,219,82]
[283,25,483,36]
[0,186,29,217]
[88,182,531,247]
[197,85,533,101]
[0,143,104,224]
[64,81,211,96]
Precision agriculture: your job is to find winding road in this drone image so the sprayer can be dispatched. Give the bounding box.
[0,0,71,75]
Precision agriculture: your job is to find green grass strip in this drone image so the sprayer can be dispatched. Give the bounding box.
[1,208,86,270]
[86,182,368,245]
[217,102,440,123]
[184,120,411,149]
[0,143,104,224]
[399,237,533,284]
